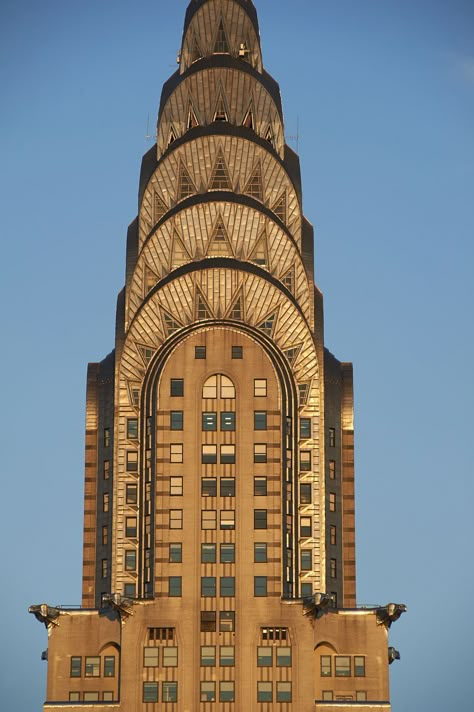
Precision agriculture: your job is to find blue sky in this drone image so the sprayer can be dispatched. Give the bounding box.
[1,1,473,709]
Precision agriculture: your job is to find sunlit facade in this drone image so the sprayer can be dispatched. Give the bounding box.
[30,1,405,709]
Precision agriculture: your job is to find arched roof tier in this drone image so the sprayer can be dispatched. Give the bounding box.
[118,264,319,403]
[157,61,283,158]
[139,134,301,250]
[129,201,311,328]
[180,0,262,73]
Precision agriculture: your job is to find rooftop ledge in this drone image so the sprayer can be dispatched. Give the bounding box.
[315,704,391,710]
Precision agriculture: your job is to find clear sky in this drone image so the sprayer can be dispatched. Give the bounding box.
[1,1,473,710]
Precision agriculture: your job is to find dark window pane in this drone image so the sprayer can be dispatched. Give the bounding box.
[254,509,267,529]
[70,657,81,677]
[254,477,267,496]
[254,576,267,596]
[201,543,216,563]
[220,445,235,464]
[202,412,217,431]
[170,379,184,396]
[220,411,235,431]
[201,576,216,597]
[231,346,242,359]
[219,611,235,632]
[300,418,311,438]
[126,483,138,504]
[127,418,138,439]
[169,576,182,597]
[220,478,235,497]
[300,483,311,504]
[254,543,267,562]
[170,411,183,430]
[200,611,216,632]
[201,478,217,497]
[220,576,235,597]
[143,682,158,703]
[220,543,235,563]
[254,411,267,430]
[169,543,182,562]
[202,445,217,464]
[195,346,206,359]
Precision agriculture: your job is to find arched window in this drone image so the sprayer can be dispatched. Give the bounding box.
[202,374,235,399]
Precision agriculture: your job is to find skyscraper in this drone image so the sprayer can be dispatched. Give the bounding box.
[30,1,405,709]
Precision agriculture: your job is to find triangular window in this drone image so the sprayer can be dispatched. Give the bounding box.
[196,290,212,320]
[187,102,200,130]
[190,33,202,64]
[144,264,159,294]
[214,20,230,54]
[171,232,191,269]
[243,104,254,130]
[265,125,274,148]
[137,344,155,365]
[283,344,302,365]
[213,91,229,122]
[258,311,277,337]
[281,266,294,293]
[249,232,268,267]
[153,192,167,224]
[177,163,196,201]
[161,308,182,336]
[168,126,177,147]
[244,163,263,201]
[207,218,232,257]
[209,151,232,191]
[298,383,310,406]
[228,294,243,321]
[272,192,287,223]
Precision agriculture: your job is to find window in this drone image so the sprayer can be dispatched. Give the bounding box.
[254,576,267,596]
[300,417,311,438]
[163,647,178,667]
[103,692,114,701]
[104,656,115,677]
[103,460,110,479]
[143,644,158,663]
[162,682,177,702]
[69,692,80,701]
[301,550,312,571]
[169,509,183,529]
[170,476,183,495]
[83,692,99,701]
[202,375,217,398]
[329,493,336,512]
[200,645,216,666]
[220,510,235,529]
[329,427,336,447]
[300,483,311,504]
[170,378,184,396]
[148,627,175,641]
[104,428,110,447]
[219,611,235,632]
[301,582,313,597]
[85,657,100,677]
[320,655,332,677]
[220,576,235,596]
[220,376,235,398]
[126,451,138,471]
[254,476,267,496]
[200,611,216,632]
[170,411,183,430]
[200,681,215,702]
[169,543,182,563]
[220,646,234,666]
[201,510,217,529]
[70,657,81,677]
[102,492,109,512]
[201,543,216,563]
[354,656,366,677]
[277,647,292,667]
[262,627,287,641]
[126,483,137,504]
[322,691,334,700]
[195,346,206,359]
[125,517,136,537]
[335,656,351,677]
[254,411,267,430]
[202,444,217,464]
[220,681,235,702]
[300,516,311,537]
[124,583,136,597]
[202,412,217,431]
[169,576,182,596]
[201,576,216,597]
[254,378,267,396]
[231,345,243,359]
[125,550,136,570]
[356,691,368,701]
[127,418,138,439]
[277,682,292,702]
[329,460,336,479]
[143,682,158,703]
[257,681,272,702]
[330,558,337,578]
[220,478,235,497]
[300,450,311,471]
[257,647,272,666]
[170,443,183,463]
[220,444,235,463]
[201,478,217,497]
[254,443,267,463]
[254,509,267,529]
[220,543,235,563]
[330,525,337,546]
[254,542,267,562]
[220,411,235,430]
